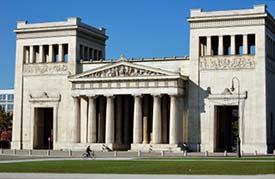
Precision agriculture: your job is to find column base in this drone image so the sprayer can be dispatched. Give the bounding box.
[130,144,184,152]
[11,141,21,150]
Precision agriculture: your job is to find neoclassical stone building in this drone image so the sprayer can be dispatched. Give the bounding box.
[12,5,275,154]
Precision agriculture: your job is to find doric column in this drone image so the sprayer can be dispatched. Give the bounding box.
[231,35,236,55]
[72,97,80,143]
[115,96,123,144]
[143,96,149,144]
[133,95,143,144]
[39,45,44,63]
[87,48,90,60]
[218,36,223,55]
[207,36,212,56]
[80,97,88,143]
[105,96,115,143]
[58,44,64,62]
[29,46,34,64]
[169,95,178,144]
[152,95,162,144]
[48,45,53,63]
[88,96,97,143]
[243,35,248,55]
[123,96,130,143]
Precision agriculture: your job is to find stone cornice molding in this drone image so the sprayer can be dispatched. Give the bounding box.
[189,18,265,29]
[208,91,247,100]
[29,93,61,102]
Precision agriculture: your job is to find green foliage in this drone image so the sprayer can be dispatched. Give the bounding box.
[0,107,12,131]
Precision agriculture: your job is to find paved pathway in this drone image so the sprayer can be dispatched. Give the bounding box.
[0,173,274,179]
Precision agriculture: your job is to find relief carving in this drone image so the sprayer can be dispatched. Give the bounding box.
[200,56,255,70]
[82,65,163,78]
[24,63,68,75]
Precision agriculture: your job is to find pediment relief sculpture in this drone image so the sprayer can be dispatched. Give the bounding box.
[80,64,164,78]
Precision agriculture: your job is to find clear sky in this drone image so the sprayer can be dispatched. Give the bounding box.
[0,0,275,89]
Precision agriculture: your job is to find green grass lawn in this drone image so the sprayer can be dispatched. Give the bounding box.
[0,160,274,175]
[141,157,275,160]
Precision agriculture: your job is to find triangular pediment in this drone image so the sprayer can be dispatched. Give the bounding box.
[70,60,181,80]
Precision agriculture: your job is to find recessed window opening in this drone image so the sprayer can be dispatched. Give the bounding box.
[199,37,207,56]
[43,45,48,63]
[211,36,219,56]
[53,45,59,62]
[94,49,98,60]
[33,46,39,63]
[63,44,68,62]
[248,34,255,55]
[84,47,88,61]
[223,36,231,55]
[235,35,243,55]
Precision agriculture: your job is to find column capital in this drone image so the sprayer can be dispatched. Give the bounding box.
[133,95,142,98]
[152,94,162,98]
[105,95,115,99]
[72,95,80,98]
[87,95,97,99]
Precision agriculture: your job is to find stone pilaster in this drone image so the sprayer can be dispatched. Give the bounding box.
[88,96,97,143]
[218,36,223,55]
[29,46,34,63]
[48,45,53,63]
[152,95,162,144]
[58,44,64,62]
[231,35,236,55]
[105,96,115,143]
[39,45,44,63]
[133,95,142,144]
[72,97,80,143]
[207,36,211,56]
[169,95,178,144]
[243,35,248,55]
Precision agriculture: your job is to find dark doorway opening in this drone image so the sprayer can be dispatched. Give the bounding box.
[34,108,53,149]
[215,106,239,152]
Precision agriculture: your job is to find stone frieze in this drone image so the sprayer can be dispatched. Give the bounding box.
[23,63,68,75]
[200,56,255,70]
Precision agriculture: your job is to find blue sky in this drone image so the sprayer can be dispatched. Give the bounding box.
[0,0,275,89]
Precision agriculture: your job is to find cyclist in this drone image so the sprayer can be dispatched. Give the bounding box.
[86,145,92,157]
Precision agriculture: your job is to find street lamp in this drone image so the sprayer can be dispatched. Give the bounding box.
[231,76,241,158]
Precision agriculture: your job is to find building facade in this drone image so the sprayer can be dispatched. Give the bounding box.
[12,5,275,153]
[0,89,14,113]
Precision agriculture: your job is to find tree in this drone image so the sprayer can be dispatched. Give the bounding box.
[0,107,12,132]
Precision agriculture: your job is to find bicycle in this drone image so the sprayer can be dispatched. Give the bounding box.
[82,151,95,159]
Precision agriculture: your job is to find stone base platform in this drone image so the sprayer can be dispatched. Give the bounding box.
[130,144,184,152]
